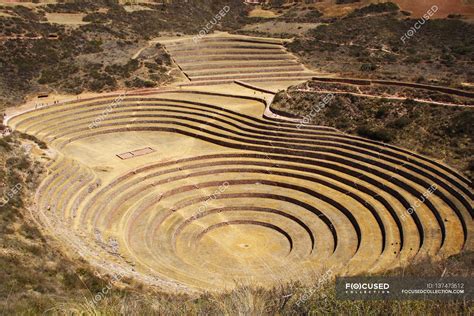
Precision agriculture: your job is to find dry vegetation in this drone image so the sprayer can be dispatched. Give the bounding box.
[286,3,474,88]
[273,80,474,181]
[0,0,249,107]
[239,2,473,90]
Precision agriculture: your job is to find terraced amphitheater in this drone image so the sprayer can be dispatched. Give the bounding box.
[5,33,473,293]
[160,33,316,86]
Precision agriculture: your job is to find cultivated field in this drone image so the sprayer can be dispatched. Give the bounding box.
[160,33,317,86]
[44,13,88,27]
[4,33,473,294]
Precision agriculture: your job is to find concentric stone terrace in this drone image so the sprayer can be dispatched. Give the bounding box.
[160,33,316,86]
[7,83,473,291]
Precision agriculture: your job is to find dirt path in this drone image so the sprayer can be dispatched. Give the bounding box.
[294,89,474,108]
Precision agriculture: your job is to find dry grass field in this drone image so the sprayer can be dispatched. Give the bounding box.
[44,12,88,27]
[248,7,280,18]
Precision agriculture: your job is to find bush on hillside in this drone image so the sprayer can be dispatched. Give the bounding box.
[349,2,399,17]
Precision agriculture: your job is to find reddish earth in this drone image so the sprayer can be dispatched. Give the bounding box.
[391,0,474,18]
[313,0,474,19]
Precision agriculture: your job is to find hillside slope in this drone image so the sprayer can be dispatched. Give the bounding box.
[0,0,248,107]
[272,80,474,181]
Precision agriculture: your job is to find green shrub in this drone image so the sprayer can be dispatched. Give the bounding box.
[349,2,399,17]
[375,106,390,119]
[360,63,377,72]
[356,125,394,142]
[387,116,413,129]
[305,10,323,20]
[125,77,156,88]
[0,139,11,151]
[448,111,474,135]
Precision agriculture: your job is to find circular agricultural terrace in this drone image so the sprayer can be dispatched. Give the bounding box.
[6,34,473,293]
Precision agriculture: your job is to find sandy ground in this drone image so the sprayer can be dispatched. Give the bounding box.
[248,8,281,18]
[123,5,151,13]
[0,11,13,17]
[44,13,89,27]
[391,0,474,18]
[0,1,57,7]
